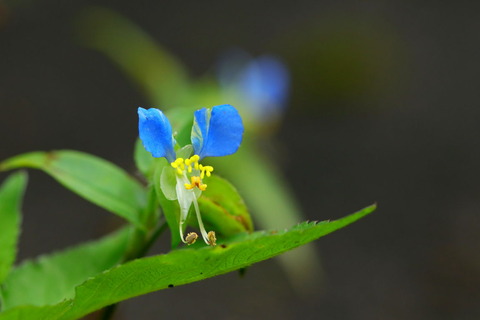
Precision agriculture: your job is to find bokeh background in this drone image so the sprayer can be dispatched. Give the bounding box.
[1,1,479,319]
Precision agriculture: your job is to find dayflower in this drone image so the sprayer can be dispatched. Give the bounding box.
[138,104,244,246]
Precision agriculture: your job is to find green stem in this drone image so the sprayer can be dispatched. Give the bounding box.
[136,220,168,258]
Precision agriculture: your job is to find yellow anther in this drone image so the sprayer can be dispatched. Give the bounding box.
[171,158,186,175]
[184,176,207,191]
[207,231,217,246]
[185,232,198,245]
[198,164,214,179]
[204,166,213,177]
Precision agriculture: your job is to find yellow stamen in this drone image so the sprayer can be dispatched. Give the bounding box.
[184,176,207,191]
[185,232,198,245]
[198,164,214,179]
[207,231,217,246]
[204,165,213,177]
[171,158,185,175]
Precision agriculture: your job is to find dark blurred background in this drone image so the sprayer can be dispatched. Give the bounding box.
[1,1,479,319]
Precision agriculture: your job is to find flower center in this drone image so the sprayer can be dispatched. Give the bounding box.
[185,176,207,191]
[170,155,214,190]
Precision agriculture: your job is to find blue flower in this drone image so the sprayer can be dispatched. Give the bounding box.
[217,53,290,124]
[138,104,244,246]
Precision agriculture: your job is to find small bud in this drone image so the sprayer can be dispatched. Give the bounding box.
[207,231,217,246]
[185,232,198,245]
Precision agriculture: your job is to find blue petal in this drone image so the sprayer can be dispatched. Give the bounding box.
[238,55,290,121]
[191,104,244,159]
[138,107,176,162]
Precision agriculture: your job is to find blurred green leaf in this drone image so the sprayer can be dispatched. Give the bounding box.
[134,138,155,179]
[209,144,324,290]
[210,145,302,232]
[197,174,253,237]
[0,151,147,229]
[76,6,191,106]
[0,204,375,320]
[0,227,131,310]
[0,172,27,285]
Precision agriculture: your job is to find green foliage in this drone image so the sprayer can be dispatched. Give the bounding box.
[0,151,147,229]
[75,7,320,286]
[134,138,155,178]
[0,204,375,320]
[0,172,27,285]
[151,159,255,248]
[0,29,377,316]
[0,228,131,310]
[197,174,253,236]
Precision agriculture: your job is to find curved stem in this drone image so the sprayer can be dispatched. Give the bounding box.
[192,195,209,244]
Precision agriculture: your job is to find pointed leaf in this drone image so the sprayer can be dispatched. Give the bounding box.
[0,172,28,285]
[0,204,374,320]
[0,151,147,229]
[0,227,131,310]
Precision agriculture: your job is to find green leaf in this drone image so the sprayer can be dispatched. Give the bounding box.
[0,204,374,320]
[0,172,28,285]
[0,151,147,229]
[154,161,253,247]
[197,174,254,237]
[208,144,324,288]
[0,227,132,310]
